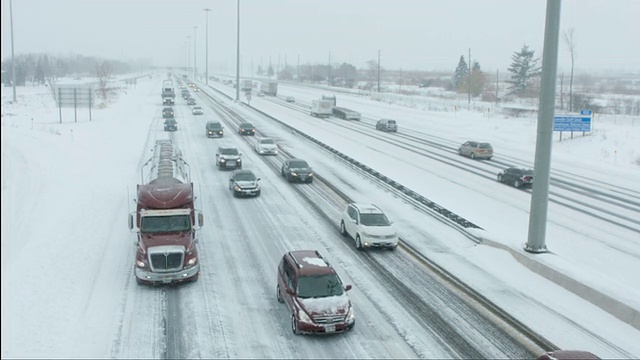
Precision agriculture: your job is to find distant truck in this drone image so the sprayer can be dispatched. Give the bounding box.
[310,100,334,118]
[322,94,337,107]
[162,80,175,105]
[129,140,203,285]
[332,107,361,121]
[261,80,278,96]
[241,79,253,92]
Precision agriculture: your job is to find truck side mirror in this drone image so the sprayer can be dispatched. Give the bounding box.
[128,214,134,230]
[198,213,204,227]
[344,284,352,291]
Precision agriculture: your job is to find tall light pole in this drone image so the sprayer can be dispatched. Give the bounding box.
[10,0,17,102]
[203,8,211,85]
[187,36,191,77]
[193,26,198,80]
[183,42,187,73]
[235,0,240,101]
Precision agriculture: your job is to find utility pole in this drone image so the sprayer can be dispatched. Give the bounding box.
[187,36,191,77]
[193,26,198,80]
[468,48,471,104]
[525,0,562,254]
[297,54,300,82]
[10,0,17,102]
[496,69,499,106]
[377,50,381,93]
[203,8,211,85]
[328,52,331,86]
[235,0,240,101]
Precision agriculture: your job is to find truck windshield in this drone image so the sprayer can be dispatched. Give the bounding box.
[140,215,191,233]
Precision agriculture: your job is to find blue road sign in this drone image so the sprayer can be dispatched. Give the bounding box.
[553,115,592,132]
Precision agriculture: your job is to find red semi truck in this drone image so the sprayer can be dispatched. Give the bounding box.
[129,140,204,285]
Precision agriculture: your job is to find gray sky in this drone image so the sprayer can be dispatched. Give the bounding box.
[2,0,639,74]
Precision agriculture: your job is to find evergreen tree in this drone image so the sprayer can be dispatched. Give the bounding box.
[470,61,485,97]
[451,55,469,91]
[506,45,541,97]
[267,65,274,78]
[256,65,263,76]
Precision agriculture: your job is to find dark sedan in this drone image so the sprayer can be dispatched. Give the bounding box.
[238,122,256,136]
[497,167,534,188]
[281,159,314,183]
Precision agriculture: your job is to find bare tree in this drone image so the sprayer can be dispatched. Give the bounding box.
[96,60,112,101]
[563,28,577,111]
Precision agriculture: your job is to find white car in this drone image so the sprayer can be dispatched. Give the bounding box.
[285,96,295,103]
[192,106,204,115]
[339,203,398,250]
[254,137,278,155]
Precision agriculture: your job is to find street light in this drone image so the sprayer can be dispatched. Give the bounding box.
[203,8,211,86]
[235,0,240,101]
[193,26,198,80]
[187,36,191,77]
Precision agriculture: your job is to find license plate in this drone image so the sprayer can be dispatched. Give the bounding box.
[325,325,335,332]
[227,161,236,166]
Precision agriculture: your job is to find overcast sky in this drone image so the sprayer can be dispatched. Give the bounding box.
[2,0,639,74]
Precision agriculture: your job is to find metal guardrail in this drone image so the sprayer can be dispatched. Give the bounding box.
[246,104,483,230]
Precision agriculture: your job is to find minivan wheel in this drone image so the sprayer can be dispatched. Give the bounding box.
[277,284,284,303]
[514,180,522,188]
[457,148,462,155]
[470,152,476,159]
[497,174,503,183]
[355,235,363,250]
[291,315,301,335]
[340,221,348,236]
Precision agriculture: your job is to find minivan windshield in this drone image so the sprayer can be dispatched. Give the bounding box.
[207,123,222,129]
[297,274,344,298]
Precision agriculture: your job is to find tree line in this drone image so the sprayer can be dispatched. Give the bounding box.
[1,53,137,86]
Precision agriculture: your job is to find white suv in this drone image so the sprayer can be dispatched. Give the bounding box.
[339,203,398,250]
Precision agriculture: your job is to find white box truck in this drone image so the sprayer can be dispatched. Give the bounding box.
[311,100,333,118]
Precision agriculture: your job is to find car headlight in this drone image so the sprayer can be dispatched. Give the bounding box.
[298,309,312,324]
[234,185,241,191]
[346,306,355,322]
[220,158,226,162]
[362,231,375,237]
[236,158,241,162]
[308,172,314,177]
[136,260,146,268]
[291,172,298,176]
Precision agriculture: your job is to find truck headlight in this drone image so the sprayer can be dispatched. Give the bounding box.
[136,260,146,268]
[186,257,198,267]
